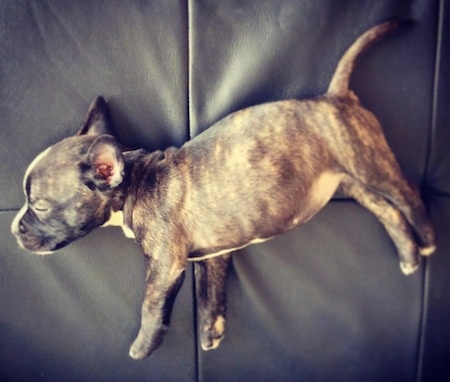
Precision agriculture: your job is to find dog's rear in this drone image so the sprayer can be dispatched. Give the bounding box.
[184,21,436,273]
[326,21,436,272]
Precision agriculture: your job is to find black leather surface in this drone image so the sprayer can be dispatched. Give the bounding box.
[420,1,450,379]
[1,0,448,381]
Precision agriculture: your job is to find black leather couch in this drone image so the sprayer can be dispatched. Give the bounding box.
[1,1,449,381]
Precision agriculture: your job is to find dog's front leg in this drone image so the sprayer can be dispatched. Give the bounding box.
[194,253,231,351]
[129,257,186,360]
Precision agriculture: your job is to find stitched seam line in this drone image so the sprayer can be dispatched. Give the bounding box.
[416,259,431,382]
[187,0,194,142]
[415,1,444,381]
[423,0,443,187]
[186,2,201,381]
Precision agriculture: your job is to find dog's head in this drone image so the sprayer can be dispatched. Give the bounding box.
[11,97,125,254]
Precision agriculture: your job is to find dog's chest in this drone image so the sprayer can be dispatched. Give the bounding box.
[102,210,136,239]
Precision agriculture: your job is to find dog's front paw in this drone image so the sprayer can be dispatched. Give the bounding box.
[200,315,226,351]
[129,327,166,360]
[129,339,151,360]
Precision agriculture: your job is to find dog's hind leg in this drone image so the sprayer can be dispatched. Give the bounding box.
[194,253,232,351]
[384,184,435,256]
[335,106,436,255]
[339,175,424,275]
[359,171,435,257]
[342,128,436,257]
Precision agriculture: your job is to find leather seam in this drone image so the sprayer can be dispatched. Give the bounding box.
[415,1,444,381]
[186,2,201,382]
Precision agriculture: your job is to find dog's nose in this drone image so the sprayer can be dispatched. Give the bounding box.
[11,209,28,236]
[18,221,27,234]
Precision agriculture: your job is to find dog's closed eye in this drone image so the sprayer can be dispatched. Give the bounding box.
[32,200,51,213]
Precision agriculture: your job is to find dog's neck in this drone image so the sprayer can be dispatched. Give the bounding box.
[103,148,173,239]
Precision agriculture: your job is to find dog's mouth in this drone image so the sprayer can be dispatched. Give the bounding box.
[13,231,71,255]
[15,235,54,255]
[11,211,88,255]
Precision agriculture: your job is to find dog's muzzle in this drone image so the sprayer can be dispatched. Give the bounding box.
[11,208,55,255]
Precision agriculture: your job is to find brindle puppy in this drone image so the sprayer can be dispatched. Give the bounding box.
[11,21,436,359]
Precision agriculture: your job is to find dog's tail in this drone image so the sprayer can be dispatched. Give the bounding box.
[327,21,401,98]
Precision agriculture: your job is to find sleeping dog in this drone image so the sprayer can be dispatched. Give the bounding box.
[11,21,436,359]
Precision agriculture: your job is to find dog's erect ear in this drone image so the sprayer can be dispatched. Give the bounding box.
[87,135,124,189]
[77,96,112,136]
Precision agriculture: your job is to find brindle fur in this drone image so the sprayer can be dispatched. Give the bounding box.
[11,21,436,359]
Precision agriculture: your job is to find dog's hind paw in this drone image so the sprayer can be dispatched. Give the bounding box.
[419,245,436,257]
[200,315,226,351]
[400,261,420,276]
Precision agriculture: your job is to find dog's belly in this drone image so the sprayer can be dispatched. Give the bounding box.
[300,171,343,222]
[187,171,342,261]
[188,237,272,262]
